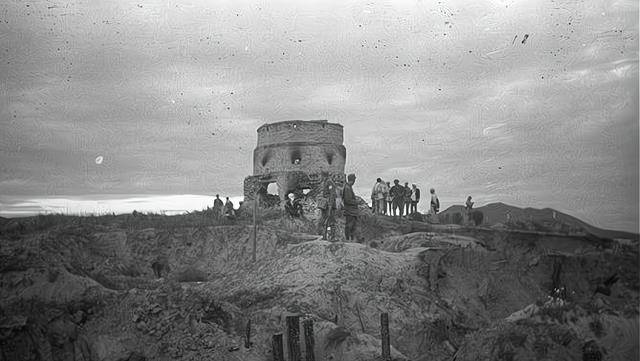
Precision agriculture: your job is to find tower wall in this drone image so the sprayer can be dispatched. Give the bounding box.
[252,120,346,175]
[244,120,347,201]
[256,120,343,147]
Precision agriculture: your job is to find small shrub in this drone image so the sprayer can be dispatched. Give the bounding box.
[408,212,425,222]
[471,211,484,226]
[442,213,451,224]
[452,212,464,225]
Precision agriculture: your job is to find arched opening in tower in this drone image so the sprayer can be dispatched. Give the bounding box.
[290,149,301,164]
[257,182,281,208]
[266,182,278,195]
[326,152,334,165]
[260,149,273,168]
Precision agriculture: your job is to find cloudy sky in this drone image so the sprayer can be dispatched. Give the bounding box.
[0,0,638,232]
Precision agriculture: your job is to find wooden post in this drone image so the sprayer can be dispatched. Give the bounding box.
[245,319,251,349]
[286,315,301,361]
[381,313,390,361]
[252,193,259,262]
[303,319,315,361]
[272,333,284,361]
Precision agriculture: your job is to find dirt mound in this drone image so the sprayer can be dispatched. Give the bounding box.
[0,211,637,360]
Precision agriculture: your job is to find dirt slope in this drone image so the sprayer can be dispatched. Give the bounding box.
[0,211,638,361]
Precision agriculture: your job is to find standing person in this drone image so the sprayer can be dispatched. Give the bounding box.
[390,180,405,218]
[429,188,440,215]
[372,178,386,215]
[465,196,474,225]
[213,194,224,217]
[403,182,412,217]
[411,184,421,214]
[381,180,389,215]
[342,173,359,241]
[317,177,337,240]
[292,193,304,217]
[385,181,392,215]
[285,193,295,217]
[370,179,378,214]
[224,197,235,217]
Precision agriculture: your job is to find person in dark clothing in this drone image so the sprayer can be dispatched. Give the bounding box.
[342,173,359,241]
[284,194,295,216]
[411,184,420,214]
[389,179,405,218]
[429,188,439,215]
[465,196,474,225]
[403,182,412,217]
[285,193,303,217]
[213,194,224,217]
[224,197,234,217]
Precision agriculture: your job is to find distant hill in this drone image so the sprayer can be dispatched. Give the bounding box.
[440,202,638,241]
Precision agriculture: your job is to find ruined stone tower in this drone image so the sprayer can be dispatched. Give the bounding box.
[243,120,346,201]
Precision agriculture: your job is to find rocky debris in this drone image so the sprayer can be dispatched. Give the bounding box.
[456,297,640,361]
[312,320,410,361]
[374,232,486,253]
[0,210,637,361]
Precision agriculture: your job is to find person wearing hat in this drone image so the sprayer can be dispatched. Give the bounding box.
[342,173,359,241]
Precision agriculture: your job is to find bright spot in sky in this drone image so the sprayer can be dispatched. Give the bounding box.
[95,156,104,164]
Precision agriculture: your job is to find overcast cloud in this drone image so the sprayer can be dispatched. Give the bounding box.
[0,0,638,232]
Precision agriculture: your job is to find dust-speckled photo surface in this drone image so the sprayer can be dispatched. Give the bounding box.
[0,1,638,360]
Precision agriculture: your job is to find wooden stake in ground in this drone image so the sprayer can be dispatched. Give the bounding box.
[245,319,251,349]
[381,312,390,361]
[303,319,315,361]
[272,333,284,361]
[286,315,301,361]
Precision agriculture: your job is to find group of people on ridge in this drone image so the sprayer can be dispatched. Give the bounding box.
[312,172,360,241]
[216,172,456,243]
[316,173,359,241]
[370,179,439,218]
[317,173,442,242]
[212,194,236,217]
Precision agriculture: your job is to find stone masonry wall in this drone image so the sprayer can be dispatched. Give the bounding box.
[244,172,346,201]
[245,120,347,201]
[253,143,346,175]
[256,120,343,147]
